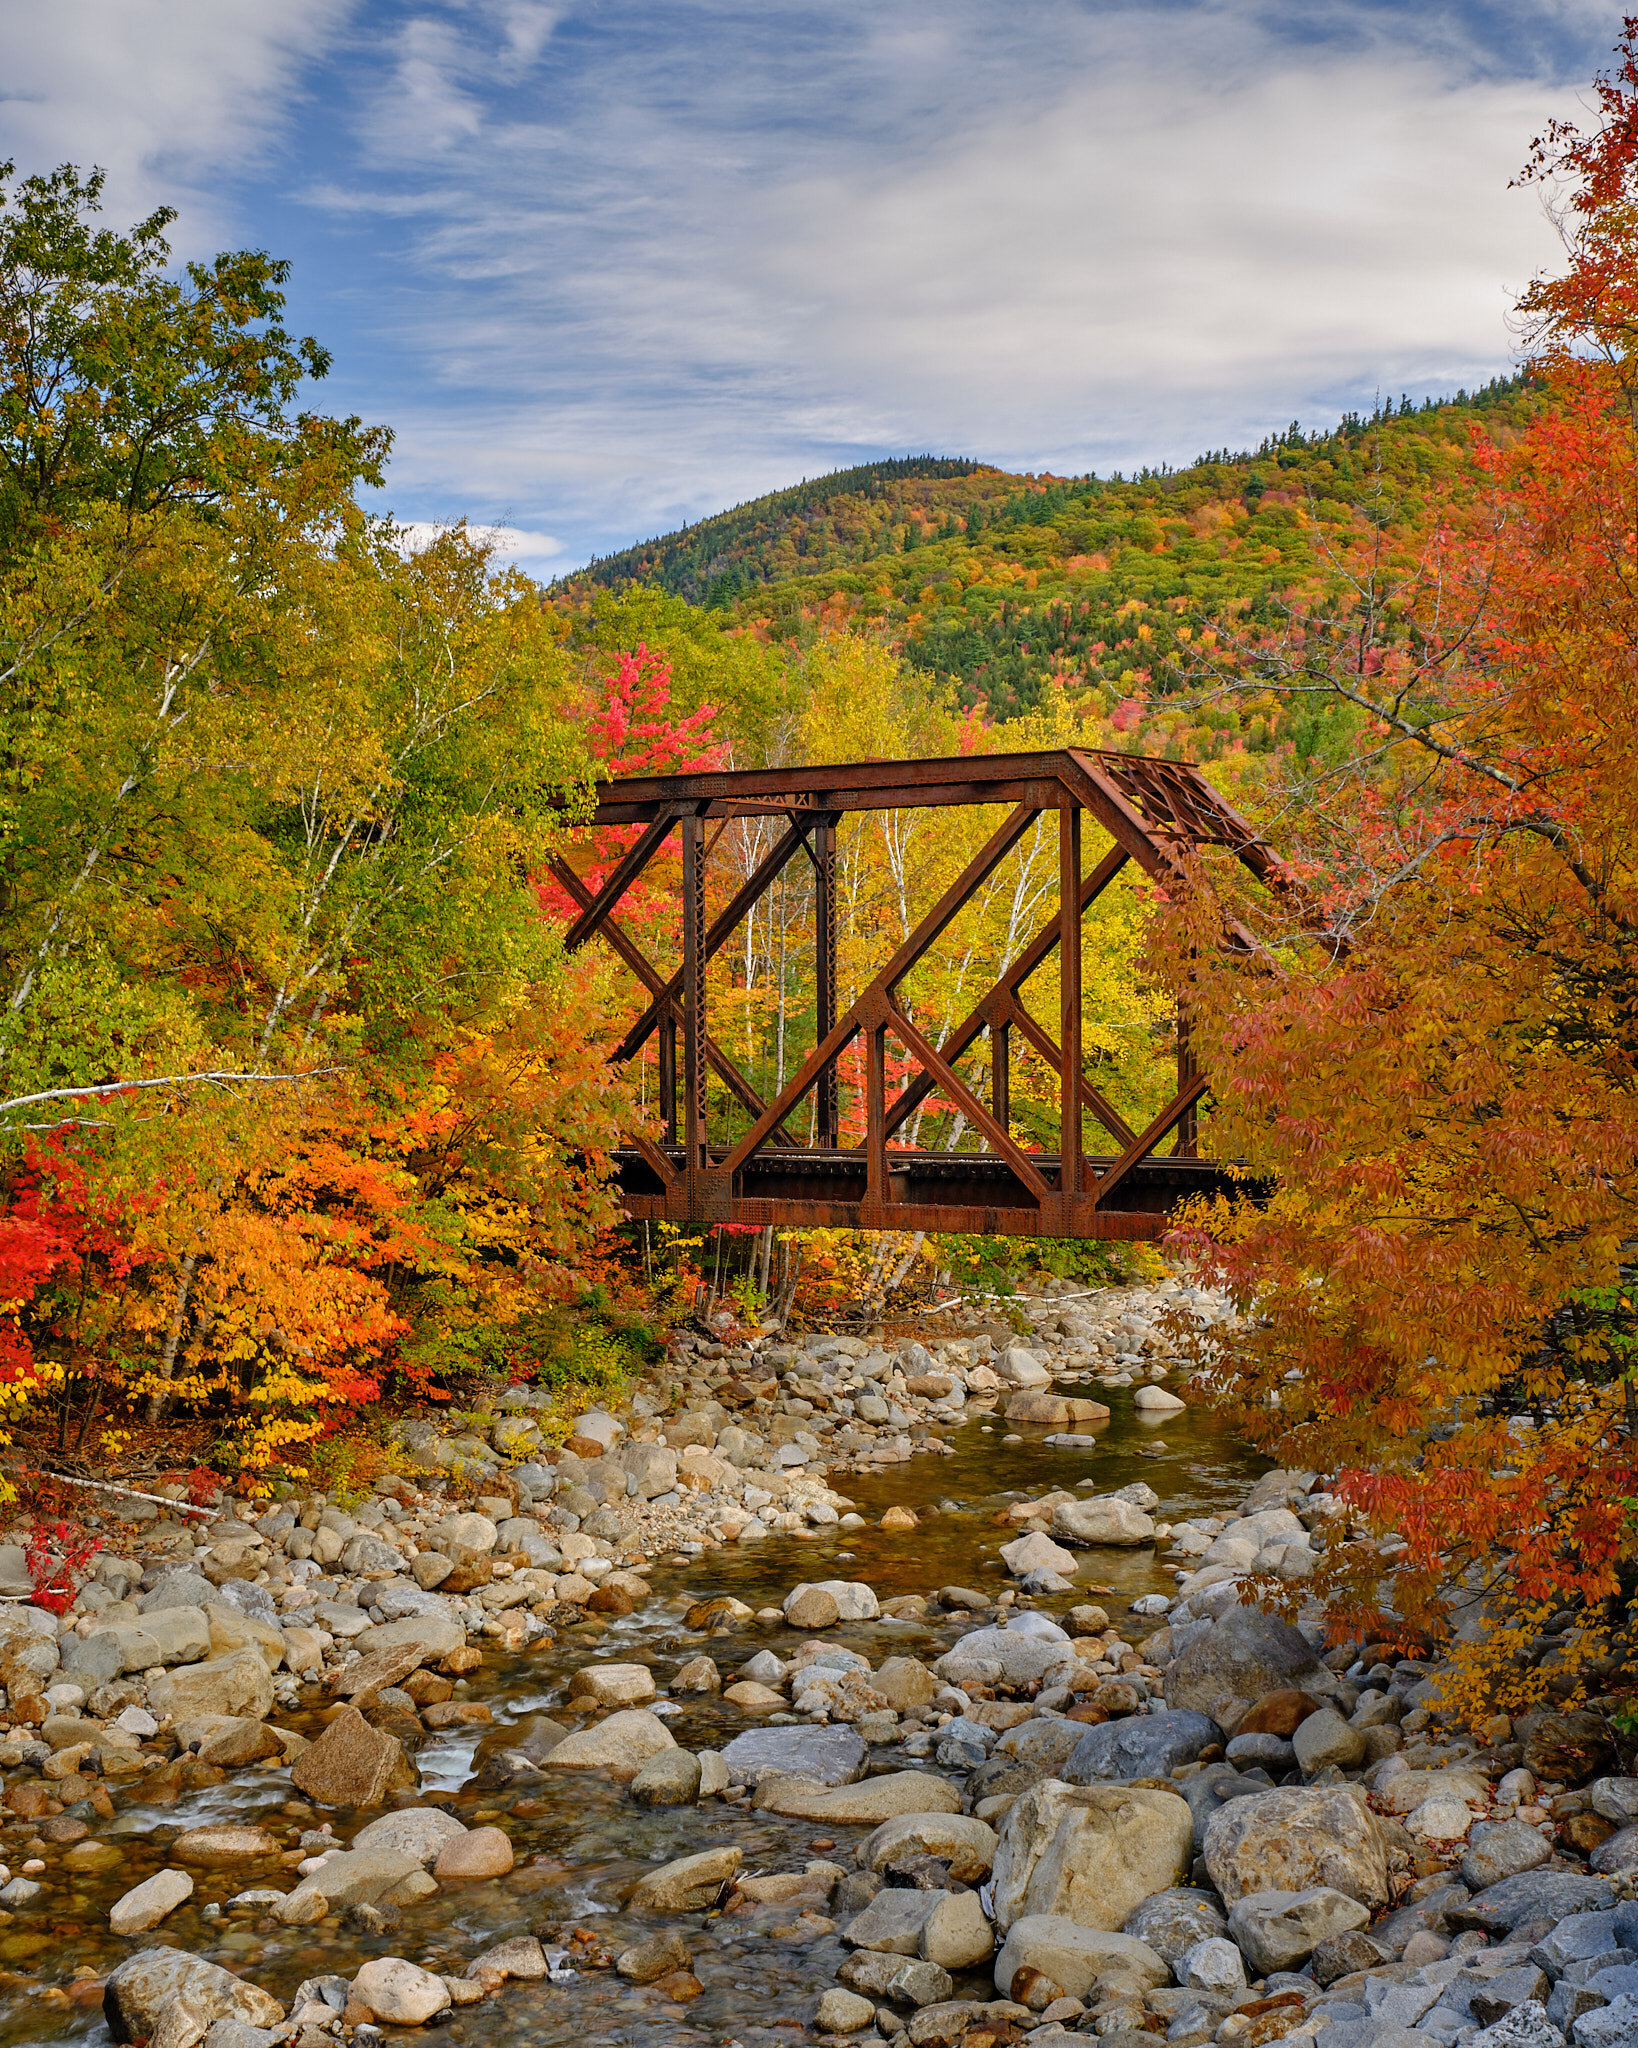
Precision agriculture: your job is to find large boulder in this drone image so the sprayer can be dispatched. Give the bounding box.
[1005,1391,1109,1427]
[568,1662,656,1708]
[1052,1497,1155,1548]
[1203,1787,1390,1909]
[350,1607,464,1663]
[721,1722,866,1788]
[992,1915,1169,2000]
[273,1848,429,1923]
[989,1780,1195,1933]
[105,1949,284,2043]
[290,1705,417,1808]
[1164,1606,1334,1725]
[1061,1710,1221,1783]
[544,1708,675,1781]
[149,1647,273,1724]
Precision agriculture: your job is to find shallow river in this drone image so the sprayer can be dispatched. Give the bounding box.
[1,1386,1268,2047]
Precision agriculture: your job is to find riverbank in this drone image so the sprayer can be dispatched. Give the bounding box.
[0,1275,1630,2048]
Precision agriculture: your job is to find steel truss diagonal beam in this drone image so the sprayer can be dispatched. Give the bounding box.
[553,748,1279,1240]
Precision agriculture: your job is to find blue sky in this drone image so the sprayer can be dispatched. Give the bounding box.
[1,2,1617,573]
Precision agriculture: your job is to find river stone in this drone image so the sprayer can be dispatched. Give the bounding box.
[936,1626,1074,1691]
[1292,1708,1366,1775]
[989,1781,1194,1933]
[874,1657,938,1712]
[1203,1787,1390,1907]
[1239,1689,1322,1738]
[105,1949,285,2043]
[330,1643,424,1698]
[631,1748,702,1806]
[182,1716,284,1768]
[1461,1818,1553,1890]
[617,1929,692,1983]
[546,1708,676,1781]
[1180,1936,1245,1993]
[998,1348,1052,1387]
[1225,1887,1371,1973]
[785,1584,841,1630]
[277,1848,431,1924]
[921,1891,995,1971]
[816,1988,877,2033]
[722,1721,866,1787]
[349,1808,466,1866]
[569,1661,656,1708]
[994,1720,1090,1778]
[150,1647,274,1724]
[860,1814,999,1882]
[110,1868,194,1935]
[1120,1890,1228,1969]
[291,1705,417,1807]
[1574,1994,1638,2048]
[434,1825,513,1878]
[139,1572,215,1613]
[1000,1531,1079,1578]
[1061,1710,1221,1783]
[352,1607,464,1662]
[1590,1825,1638,1875]
[843,1888,942,1954]
[1450,1870,1615,1933]
[1004,1390,1110,1427]
[993,1916,1169,2000]
[1521,1709,1614,1784]
[755,1771,963,1824]
[1051,1497,1155,1547]
[1164,1606,1332,1722]
[1375,1766,1490,1815]
[629,1846,742,1912]
[174,1826,280,1867]
[352,1957,449,2025]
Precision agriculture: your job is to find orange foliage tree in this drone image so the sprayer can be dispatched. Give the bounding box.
[1160,29,1638,1713]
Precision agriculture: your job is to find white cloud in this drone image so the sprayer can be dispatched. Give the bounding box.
[393,518,565,570]
[0,0,357,249]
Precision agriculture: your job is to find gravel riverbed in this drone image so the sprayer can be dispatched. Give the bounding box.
[0,1275,1631,2048]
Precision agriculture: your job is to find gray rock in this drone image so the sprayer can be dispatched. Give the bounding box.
[1292,1708,1365,1775]
[991,1916,1170,1999]
[1464,2001,1573,2048]
[1587,1963,1638,2002]
[1226,1887,1370,1974]
[1371,1879,1471,1956]
[842,1889,942,1955]
[1452,1871,1614,1934]
[1163,1605,1333,1720]
[104,1950,285,2043]
[139,1572,215,1613]
[1534,1909,1624,1973]
[935,1625,1074,1691]
[1546,1980,1609,2034]
[1179,1936,1244,1993]
[630,1749,701,1806]
[1462,1819,1553,1891]
[720,1722,867,1787]
[1119,1891,1227,1970]
[1202,1786,1390,1908]
[816,1989,877,2034]
[214,1579,277,1623]
[1224,1733,1296,1771]
[1061,1711,1221,1783]
[1591,1778,1638,1824]
[1574,1993,1638,2048]
[1590,1825,1638,1875]
[199,2026,278,2048]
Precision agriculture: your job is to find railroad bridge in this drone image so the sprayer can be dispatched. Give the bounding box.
[551,748,1276,1241]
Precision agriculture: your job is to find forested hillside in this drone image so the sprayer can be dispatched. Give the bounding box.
[565,380,1533,734]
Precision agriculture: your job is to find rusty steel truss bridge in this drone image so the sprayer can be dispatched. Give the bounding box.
[550,748,1277,1241]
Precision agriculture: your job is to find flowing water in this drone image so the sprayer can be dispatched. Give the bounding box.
[1,1389,1268,2047]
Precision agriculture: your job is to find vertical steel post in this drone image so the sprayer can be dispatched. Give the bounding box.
[815,818,838,1149]
[659,1014,677,1146]
[1176,998,1199,1157]
[1059,800,1082,1199]
[866,1021,886,1205]
[681,812,707,1174]
[992,1017,1010,1135]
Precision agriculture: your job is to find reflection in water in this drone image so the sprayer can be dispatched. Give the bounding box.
[0,1390,1267,2048]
